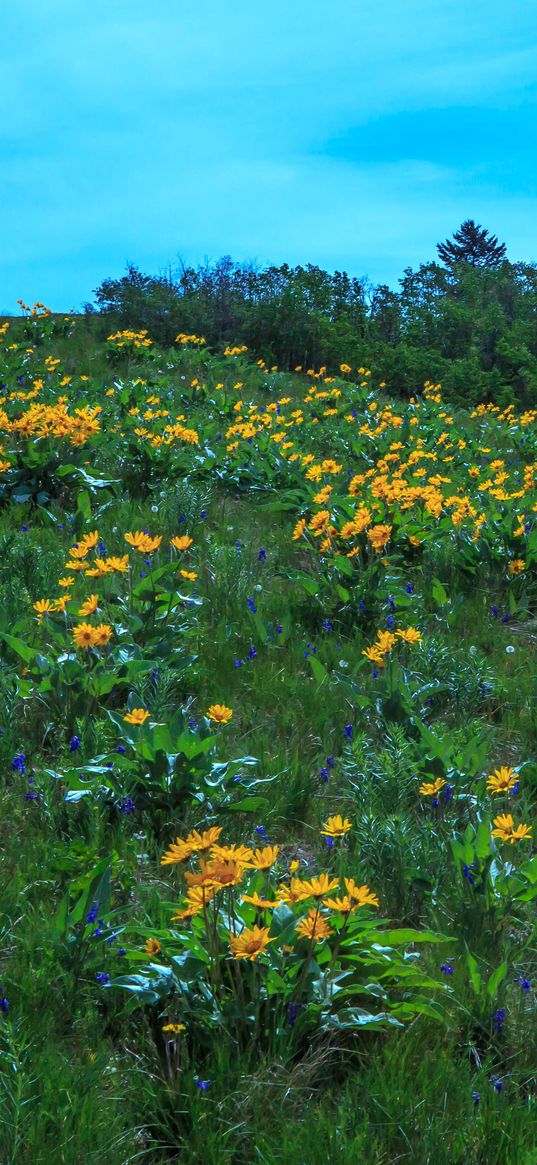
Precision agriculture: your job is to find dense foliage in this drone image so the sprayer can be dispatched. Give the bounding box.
[0,303,536,1163]
[91,225,537,409]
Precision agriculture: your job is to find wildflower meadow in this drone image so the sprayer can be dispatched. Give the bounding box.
[0,301,536,1163]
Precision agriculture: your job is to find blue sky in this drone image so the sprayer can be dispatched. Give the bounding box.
[2,0,536,311]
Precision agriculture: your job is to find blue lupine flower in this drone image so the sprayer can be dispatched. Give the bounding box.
[405,583,414,594]
[22,524,29,533]
[491,1075,504,1093]
[247,597,257,613]
[326,755,335,769]
[320,767,329,783]
[117,744,127,755]
[463,864,475,886]
[471,1091,480,1106]
[96,972,110,985]
[69,735,81,752]
[0,992,9,1014]
[276,624,283,634]
[493,1008,506,1033]
[344,724,353,739]
[258,548,267,561]
[12,754,26,774]
[322,619,333,632]
[87,902,100,924]
[255,825,269,841]
[491,605,499,618]
[358,599,366,614]
[247,645,257,660]
[372,668,379,679]
[118,947,127,956]
[287,1002,301,1027]
[118,797,136,815]
[514,976,531,992]
[233,658,244,669]
[444,785,452,804]
[387,596,396,612]
[195,1079,213,1092]
[325,837,335,847]
[200,509,208,519]
[440,963,454,975]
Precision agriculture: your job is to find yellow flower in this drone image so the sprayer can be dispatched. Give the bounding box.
[397,627,422,644]
[72,622,98,649]
[492,814,532,844]
[249,846,279,870]
[486,767,518,794]
[162,1023,185,1034]
[242,893,278,909]
[229,926,274,960]
[418,777,447,796]
[295,909,333,942]
[124,708,150,725]
[170,535,193,551]
[78,594,99,616]
[343,879,380,908]
[508,559,525,575]
[58,576,75,588]
[172,885,217,919]
[367,524,392,552]
[296,873,339,900]
[144,937,162,956]
[292,518,307,541]
[324,895,357,915]
[206,704,233,724]
[319,815,352,838]
[179,570,198,581]
[93,623,112,646]
[33,598,54,618]
[210,843,253,864]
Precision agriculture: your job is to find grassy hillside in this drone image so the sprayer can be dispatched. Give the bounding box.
[0,307,536,1164]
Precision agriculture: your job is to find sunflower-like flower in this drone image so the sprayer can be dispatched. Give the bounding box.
[206,704,233,724]
[124,708,150,725]
[170,535,193,551]
[144,937,162,956]
[397,627,422,644]
[93,623,113,646]
[418,777,447,796]
[72,622,97,649]
[241,892,279,909]
[492,813,532,844]
[229,926,274,961]
[486,766,518,794]
[78,594,99,616]
[171,885,217,919]
[249,846,279,870]
[320,815,352,839]
[33,598,54,619]
[296,873,339,900]
[343,879,380,908]
[295,909,333,942]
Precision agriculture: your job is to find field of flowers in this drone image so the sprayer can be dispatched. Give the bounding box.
[0,303,536,1163]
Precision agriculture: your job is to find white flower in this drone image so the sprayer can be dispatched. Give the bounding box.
[505,646,515,654]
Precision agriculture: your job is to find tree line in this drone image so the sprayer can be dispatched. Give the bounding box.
[90,222,537,406]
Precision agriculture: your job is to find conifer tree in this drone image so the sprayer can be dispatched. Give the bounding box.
[437,220,506,268]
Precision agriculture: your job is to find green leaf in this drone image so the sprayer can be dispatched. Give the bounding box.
[486,962,508,999]
[0,632,37,664]
[432,578,448,606]
[308,655,328,684]
[466,950,482,996]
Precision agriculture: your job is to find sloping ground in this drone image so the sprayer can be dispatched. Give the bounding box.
[0,310,535,1164]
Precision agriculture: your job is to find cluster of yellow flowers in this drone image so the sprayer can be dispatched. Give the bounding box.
[159,821,378,959]
[107,329,153,349]
[362,626,421,667]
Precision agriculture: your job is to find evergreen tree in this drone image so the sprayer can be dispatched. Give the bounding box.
[437,220,507,269]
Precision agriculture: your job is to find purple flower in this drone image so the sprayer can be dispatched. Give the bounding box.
[247,597,257,613]
[471,1091,480,1106]
[258,548,267,561]
[0,992,9,1014]
[322,619,333,632]
[514,976,531,992]
[96,972,110,985]
[463,864,475,886]
[405,583,414,595]
[493,1008,506,1033]
[69,735,81,752]
[195,1079,213,1093]
[320,767,329,783]
[233,658,244,669]
[343,724,353,740]
[118,797,136,815]
[247,644,257,660]
[440,963,454,976]
[117,744,127,755]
